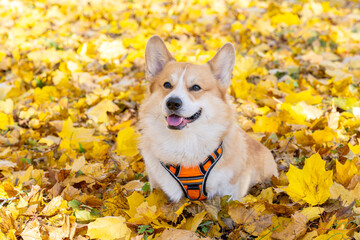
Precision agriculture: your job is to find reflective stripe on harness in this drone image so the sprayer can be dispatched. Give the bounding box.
[160,142,223,201]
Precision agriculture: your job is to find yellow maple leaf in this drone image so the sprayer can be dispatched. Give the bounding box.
[334,97,358,111]
[0,181,18,198]
[146,189,168,208]
[98,40,127,61]
[231,21,245,33]
[348,143,360,155]
[87,142,110,160]
[58,118,100,152]
[125,191,165,226]
[335,160,358,186]
[87,216,131,240]
[0,98,14,130]
[0,51,5,62]
[252,115,280,133]
[285,153,333,206]
[0,112,14,130]
[272,12,300,26]
[13,165,33,186]
[86,99,119,123]
[182,211,207,231]
[293,129,315,146]
[279,102,309,126]
[295,101,323,121]
[116,127,139,157]
[300,207,324,222]
[123,191,145,218]
[312,127,337,144]
[128,201,160,225]
[0,99,13,114]
[331,76,352,96]
[41,196,68,216]
[231,79,254,100]
[77,41,97,58]
[315,229,349,240]
[284,90,323,105]
[33,86,60,104]
[329,182,355,206]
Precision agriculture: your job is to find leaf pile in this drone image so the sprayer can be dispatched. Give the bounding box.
[1,0,360,239]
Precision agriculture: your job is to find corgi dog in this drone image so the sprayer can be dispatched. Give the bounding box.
[139,35,278,202]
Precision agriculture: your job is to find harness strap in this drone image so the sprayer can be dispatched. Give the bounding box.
[161,142,223,201]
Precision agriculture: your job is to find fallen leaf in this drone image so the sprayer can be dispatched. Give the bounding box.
[70,156,86,173]
[182,210,207,231]
[285,153,333,205]
[228,202,273,236]
[271,212,307,240]
[41,196,68,216]
[157,228,211,240]
[335,159,358,186]
[87,216,131,240]
[86,99,119,123]
[123,191,145,218]
[21,219,42,240]
[116,127,140,157]
[252,116,280,133]
[300,207,324,222]
[58,118,100,152]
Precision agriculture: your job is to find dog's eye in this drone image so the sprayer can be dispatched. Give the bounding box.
[190,84,201,91]
[163,82,172,89]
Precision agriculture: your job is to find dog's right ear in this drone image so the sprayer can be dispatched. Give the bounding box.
[145,35,175,79]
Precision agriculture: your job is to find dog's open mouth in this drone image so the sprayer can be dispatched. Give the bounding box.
[166,109,202,130]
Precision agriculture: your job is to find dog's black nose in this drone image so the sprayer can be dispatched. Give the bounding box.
[166,97,182,111]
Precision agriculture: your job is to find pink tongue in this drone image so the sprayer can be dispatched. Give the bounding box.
[167,115,183,126]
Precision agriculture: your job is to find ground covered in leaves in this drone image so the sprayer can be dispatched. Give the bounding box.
[0,0,360,239]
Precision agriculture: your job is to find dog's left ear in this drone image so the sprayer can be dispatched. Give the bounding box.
[207,43,236,87]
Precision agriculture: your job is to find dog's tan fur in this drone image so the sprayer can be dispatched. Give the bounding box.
[139,36,278,201]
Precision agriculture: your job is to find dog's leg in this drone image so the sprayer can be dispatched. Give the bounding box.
[143,157,160,190]
[142,151,184,201]
[235,170,253,200]
[147,171,160,190]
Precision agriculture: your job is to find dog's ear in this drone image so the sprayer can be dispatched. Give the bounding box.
[145,35,175,79]
[207,43,236,87]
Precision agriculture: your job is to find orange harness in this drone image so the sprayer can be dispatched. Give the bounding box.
[161,142,223,201]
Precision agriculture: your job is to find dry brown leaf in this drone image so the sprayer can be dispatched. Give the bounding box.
[157,228,211,240]
[271,212,307,240]
[21,219,42,240]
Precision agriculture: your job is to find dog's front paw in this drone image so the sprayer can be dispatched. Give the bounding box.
[162,187,184,202]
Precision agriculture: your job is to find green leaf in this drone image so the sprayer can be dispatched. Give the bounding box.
[75,209,97,222]
[68,200,81,210]
[78,142,85,153]
[142,182,150,193]
[134,173,143,180]
[90,208,101,217]
[36,78,45,88]
[76,170,85,177]
[21,158,31,164]
[27,139,37,147]
[137,225,149,234]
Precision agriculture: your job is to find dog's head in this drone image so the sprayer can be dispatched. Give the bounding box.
[143,35,235,131]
